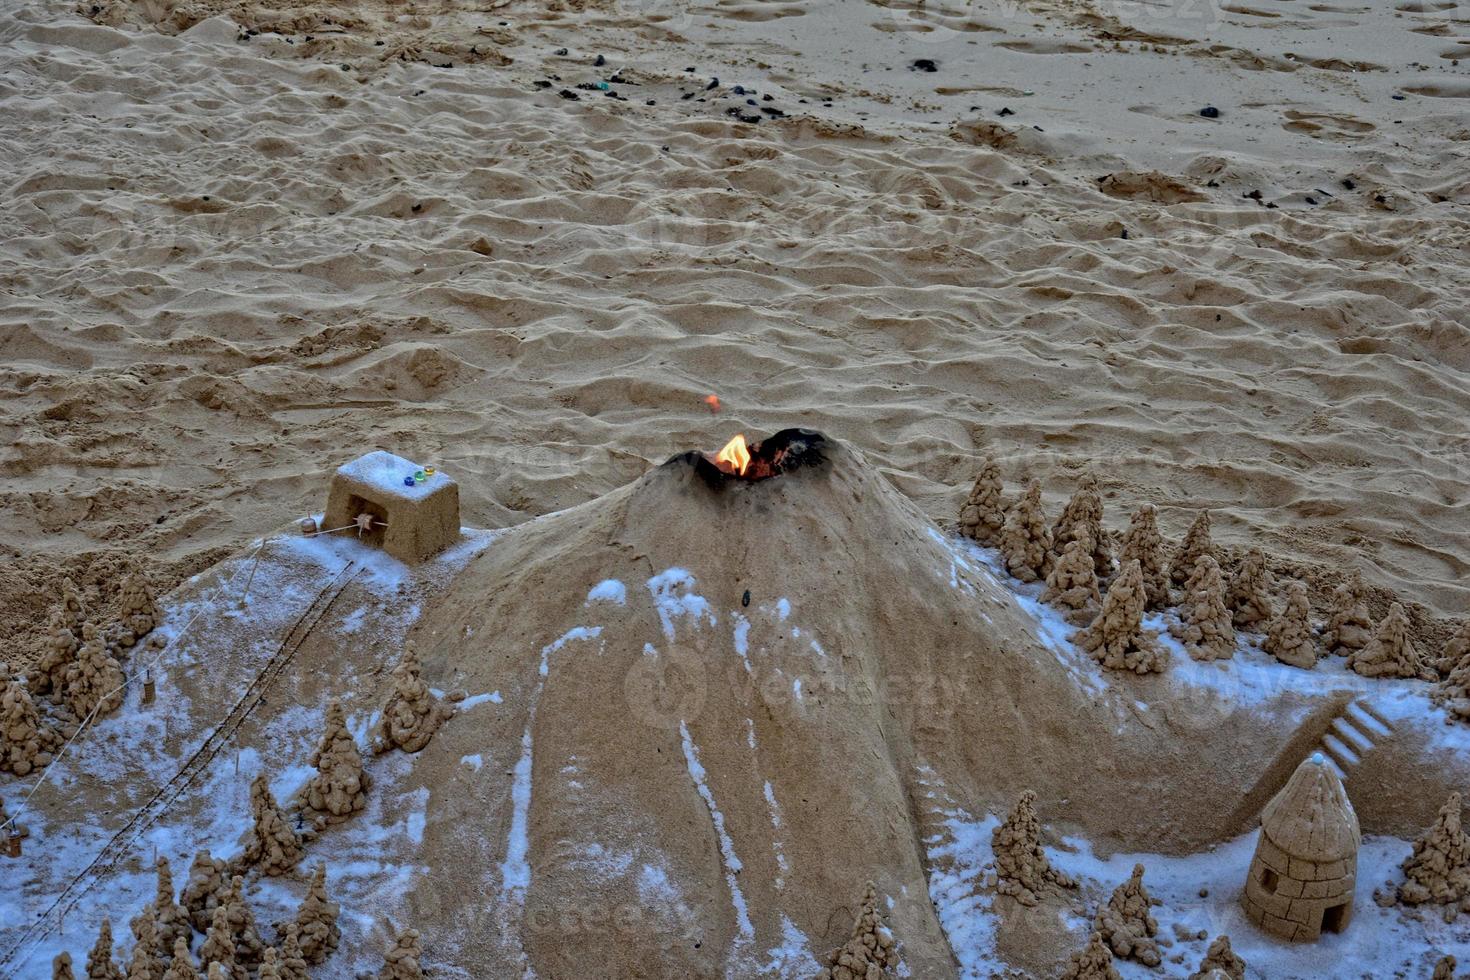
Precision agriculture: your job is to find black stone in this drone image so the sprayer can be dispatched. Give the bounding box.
[1200,106,1220,118]
[911,58,938,72]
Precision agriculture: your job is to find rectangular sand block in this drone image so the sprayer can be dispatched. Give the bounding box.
[324,451,460,564]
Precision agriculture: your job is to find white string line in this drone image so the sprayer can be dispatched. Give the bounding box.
[1,536,274,836]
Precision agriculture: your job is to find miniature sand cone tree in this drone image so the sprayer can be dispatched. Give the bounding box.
[957,456,1006,547]
[216,876,265,967]
[61,577,88,633]
[115,571,161,651]
[1041,538,1102,626]
[372,645,453,755]
[1397,792,1470,919]
[1225,548,1273,631]
[1073,560,1168,675]
[1,661,61,776]
[255,949,281,980]
[53,952,76,980]
[1321,573,1374,658]
[1432,955,1456,980]
[991,790,1076,907]
[1094,863,1160,966]
[1051,473,1112,580]
[1437,621,1470,676]
[1059,931,1121,980]
[1187,935,1246,980]
[377,929,425,980]
[1169,511,1214,589]
[134,857,190,958]
[1170,556,1236,662]
[181,851,230,933]
[86,918,125,980]
[33,609,80,699]
[1262,580,1316,670]
[287,865,341,965]
[1349,602,1436,681]
[1435,643,1470,725]
[64,622,125,722]
[1241,754,1359,941]
[126,909,162,980]
[239,776,304,876]
[198,907,240,980]
[273,924,309,980]
[1119,504,1169,611]
[302,700,369,826]
[815,881,901,980]
[160,940,200,980]
[998,480,1053,583]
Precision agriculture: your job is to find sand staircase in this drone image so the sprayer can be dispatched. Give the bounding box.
[1316,698,1394,780]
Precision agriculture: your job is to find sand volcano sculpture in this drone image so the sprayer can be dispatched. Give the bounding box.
[13,428,1470,979]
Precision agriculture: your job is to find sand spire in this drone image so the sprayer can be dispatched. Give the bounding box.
[1170,555,1235,662]
[1187,935,1246,979]
[1074,560,1167,674]
[64,622,125,721]
[197,907,238,980]
[998,480,1053,583]
[1349,602,1435,681]
[1262,580,1316,670]
[255,949,281,980]
[1051,473,1111,580]
[86,918,124,980]
[1437,620,1470,676]
[376,928,425,980]
[302,700,369,826]
[134,856,190,957]
[1093,863,1161,966]
[372,644,453,755]
[1435,637,1470,725]
[33,608,80,699]
[53,952,76,980]
[1059,930,1121,980]
[287,865,341,965]
[1041,536,1102,626]
[115,571,161,651]
[1,661,61,776]
[1169,511,1214,588]
[160,939,200,980]
[181,851,230,933]
[1397,792,1470,919]
[1225,548,1273,631]
[240,775,303,876]
[816,881,901,980]
[215,876,264,967]
[1432,955,1456,980]
[1118,504,1169,611]
[61,577,88,633]
[991,790,1077,907]
[957,455,1006,547]
[272,923,309,980]
[1321,573,1374,658]
[126,909,161,980]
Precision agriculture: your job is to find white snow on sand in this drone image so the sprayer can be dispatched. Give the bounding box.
[647,568,716,640]
[585,579,627,606]
[679,720,755,946]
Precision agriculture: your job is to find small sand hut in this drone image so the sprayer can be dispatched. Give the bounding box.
[323,451,460,564]
[1241,753,1360,941]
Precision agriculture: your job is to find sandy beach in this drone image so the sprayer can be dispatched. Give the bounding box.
[2,0,1469,976]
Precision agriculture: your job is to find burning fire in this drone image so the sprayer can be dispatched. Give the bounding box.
[713,433,751,476]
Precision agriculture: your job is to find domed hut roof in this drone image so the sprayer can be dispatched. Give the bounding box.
[1260,753,1360,862]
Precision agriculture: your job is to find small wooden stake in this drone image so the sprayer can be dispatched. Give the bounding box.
[6,830,20,858]
[142,669,156,705]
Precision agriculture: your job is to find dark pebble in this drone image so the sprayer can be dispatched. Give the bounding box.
[998,107,1014,117]
[1342,178,1357,190]
[1392,94,1405,100]
[559,89,580,100]
[534,80,552,89]
[733,84,746,95]
[762,94,773,101]
[1200,106,1220,118]
[742,589,751,607]
[747,98,756,106]
[705,77,719,90]
[646,99,656,105]
[594,54,606,66]
[555,47,568,55]
[912,58,938,72]
[1305,196,1318,205]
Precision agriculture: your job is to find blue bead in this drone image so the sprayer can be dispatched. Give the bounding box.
[403,475,416,486]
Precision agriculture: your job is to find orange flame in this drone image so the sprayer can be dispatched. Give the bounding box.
[714,433,751,476]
